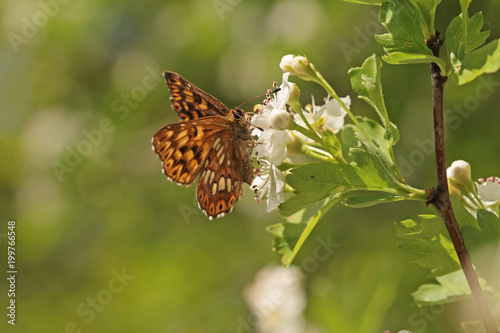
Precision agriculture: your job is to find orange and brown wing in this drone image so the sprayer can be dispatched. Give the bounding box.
[152,116,233,185]
[164,71,229,121]
[196,134,253,219]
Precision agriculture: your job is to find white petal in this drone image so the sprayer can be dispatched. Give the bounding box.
[477,180,500,203]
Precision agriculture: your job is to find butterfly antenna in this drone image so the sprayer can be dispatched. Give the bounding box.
[238,87,281,132]
[237,87,281,109]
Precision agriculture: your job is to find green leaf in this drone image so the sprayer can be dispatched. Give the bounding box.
[375,0,433,56]
[382,52,446,71]
[341,191,406,207]
[398,197,500,305]
[267,222,307,266]
[281,142,407,217]
[446,12,490,56]
[321,126,342,158]
[342,0,382,4]
[279,188,335,217]
[348,55,400,145]
[461,209,500,292]
[412,269,498,306]
[342,118,393,155]
[353,135,399,184]
[395,214,461,277]
[285,158,394,194]
[451,39,500,85]
[414,0,441,40]
[272,194,340,266]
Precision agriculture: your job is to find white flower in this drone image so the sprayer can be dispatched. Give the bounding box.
[291,95,349,144]
[322,96,349,132]
[252,73,291,165]
[270,109,291,131]
[477,177,500,207]
[251,160,286,213]
[244,264,306,333]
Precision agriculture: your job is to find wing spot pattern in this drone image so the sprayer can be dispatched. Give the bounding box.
[218,177,226,191]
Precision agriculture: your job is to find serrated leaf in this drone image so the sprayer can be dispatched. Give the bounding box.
[341,191,406,207]
[375,0,433,56]
[395,197,487,277]
[400,197,500,306]
[348,55,400,145]
[412,269,498,306]
[446,12,490,56]
[395,214,461,277]
[285,158,394,194]
[281,144,403,216]
[451,39,500,85]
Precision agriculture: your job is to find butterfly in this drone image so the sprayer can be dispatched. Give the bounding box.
[152,72,255,220]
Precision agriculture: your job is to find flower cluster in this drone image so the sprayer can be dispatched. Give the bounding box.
[447,160,500,216]
[250,73,291,213]
[251,55,349,213]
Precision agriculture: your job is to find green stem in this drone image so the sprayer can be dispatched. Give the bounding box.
[469,193,487,210]
[303,146,335,162]
[288,116,346,163]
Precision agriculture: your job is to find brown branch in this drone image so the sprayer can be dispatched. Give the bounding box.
[426,36,499,333]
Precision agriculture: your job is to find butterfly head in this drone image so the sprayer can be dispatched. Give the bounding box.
[230,107,264,132]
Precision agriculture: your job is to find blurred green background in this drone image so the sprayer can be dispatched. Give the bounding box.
[1,0,500,332]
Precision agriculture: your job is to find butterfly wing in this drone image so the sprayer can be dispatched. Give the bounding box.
[196,132,254,219]
[152,116,233,185]
[164,71,229,121]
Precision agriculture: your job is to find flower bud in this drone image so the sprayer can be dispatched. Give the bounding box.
[279,54,295,73]
[270,109,291,130]
[448,160,471,182]
[291,55,310,75]
[279,54,316,80]
[447,160,476,195]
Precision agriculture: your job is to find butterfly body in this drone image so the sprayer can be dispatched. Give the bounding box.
[152,72,255,219]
